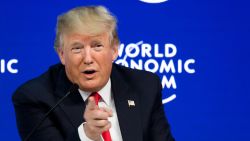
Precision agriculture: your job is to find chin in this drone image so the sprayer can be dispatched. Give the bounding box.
[79,82,101,92]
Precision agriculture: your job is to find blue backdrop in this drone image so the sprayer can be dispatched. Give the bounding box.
[1,0,250,140]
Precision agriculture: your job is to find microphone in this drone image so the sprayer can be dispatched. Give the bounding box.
[24,84,79,141]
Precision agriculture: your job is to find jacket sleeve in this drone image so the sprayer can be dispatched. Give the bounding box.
[12,87,81,141]
[149,76,175,141]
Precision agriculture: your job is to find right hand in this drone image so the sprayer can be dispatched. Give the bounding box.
[83,96,113,140]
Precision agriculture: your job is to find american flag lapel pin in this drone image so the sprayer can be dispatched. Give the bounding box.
[128,100,135,107]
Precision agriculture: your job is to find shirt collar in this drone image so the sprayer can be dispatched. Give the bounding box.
[78,78,112,106]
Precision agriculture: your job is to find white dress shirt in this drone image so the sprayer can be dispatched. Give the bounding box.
[78,79,123,141]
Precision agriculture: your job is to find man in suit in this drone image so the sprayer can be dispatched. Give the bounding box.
[12,5,175,141]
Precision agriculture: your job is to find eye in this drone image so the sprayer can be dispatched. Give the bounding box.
[92,43,104,51]
[71,47,82,54]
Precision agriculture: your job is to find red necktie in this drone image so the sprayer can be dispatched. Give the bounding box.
[91,92,112,141]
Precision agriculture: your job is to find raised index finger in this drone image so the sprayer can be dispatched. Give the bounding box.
[86,96,97,111]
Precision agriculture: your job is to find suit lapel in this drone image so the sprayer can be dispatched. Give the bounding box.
[54,68,85,128]
[111,65,143,141]
[53,64,143,140]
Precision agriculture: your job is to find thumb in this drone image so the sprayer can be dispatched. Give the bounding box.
[86,97,97,110]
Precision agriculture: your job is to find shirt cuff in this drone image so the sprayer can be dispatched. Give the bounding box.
[78,122,94,141]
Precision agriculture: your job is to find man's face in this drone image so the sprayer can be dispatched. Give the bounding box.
[58,32,118,92]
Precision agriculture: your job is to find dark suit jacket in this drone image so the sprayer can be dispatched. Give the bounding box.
[12,63,175,141]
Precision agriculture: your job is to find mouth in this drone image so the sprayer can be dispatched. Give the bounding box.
[82,70,96,75]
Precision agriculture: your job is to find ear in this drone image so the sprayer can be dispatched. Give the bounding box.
[111,44,119,61]
[57,47,65,65]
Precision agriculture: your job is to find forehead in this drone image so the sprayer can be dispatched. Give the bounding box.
[63,32,110,44]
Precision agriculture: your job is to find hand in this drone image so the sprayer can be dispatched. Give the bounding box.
[83,96,113,140]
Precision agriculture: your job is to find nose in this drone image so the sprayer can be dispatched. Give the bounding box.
[82,48,93,65]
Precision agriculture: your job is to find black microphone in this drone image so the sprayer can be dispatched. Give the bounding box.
[24,84,79,141]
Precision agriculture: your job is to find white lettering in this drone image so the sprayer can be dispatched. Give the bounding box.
[1,59,5,73]
[178,59,182,73]
[126,43,140,58]
[184,59,195,73]
[0,59,18,74]
[141,43,152,57]
[130,59,143,70]
[115,59,129,67]
[154,44,164,57]
[162,75,176,89]
[159,59,175,73]
[144,59,159,73]
[118,43,125,57]
[7,59,18,73]
[165,43,177,58]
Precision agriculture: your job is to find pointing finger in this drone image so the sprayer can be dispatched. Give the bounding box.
[86,97,97,110]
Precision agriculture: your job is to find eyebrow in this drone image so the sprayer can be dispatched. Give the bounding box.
[91,40,102,44]
[70,42,83,47]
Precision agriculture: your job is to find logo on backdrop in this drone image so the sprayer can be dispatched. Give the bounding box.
[0,59,19,74]
[115,41,195,104]
[139,0,168,4]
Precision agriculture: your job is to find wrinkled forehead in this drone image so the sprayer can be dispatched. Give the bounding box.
[61,23,112,45]
[65,21,111,36]
[62,31,110,44]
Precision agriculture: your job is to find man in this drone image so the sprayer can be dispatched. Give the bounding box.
[12,5,175,141]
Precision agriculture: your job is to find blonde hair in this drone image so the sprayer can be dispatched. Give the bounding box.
[54,5,119,51]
